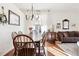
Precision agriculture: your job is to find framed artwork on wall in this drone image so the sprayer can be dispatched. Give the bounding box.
[8,10,20,26]
[62,19,69,29]
[56,23,61,29]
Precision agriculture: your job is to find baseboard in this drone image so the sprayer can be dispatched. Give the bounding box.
[4,48,14,56]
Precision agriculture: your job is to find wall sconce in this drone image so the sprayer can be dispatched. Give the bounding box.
[0,6,7,24]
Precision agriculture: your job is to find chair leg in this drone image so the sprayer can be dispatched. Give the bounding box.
[13,51,16,56]
[44,50,46,56]
[41,47,46,56]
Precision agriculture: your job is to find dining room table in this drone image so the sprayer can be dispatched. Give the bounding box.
[30,31,42,56]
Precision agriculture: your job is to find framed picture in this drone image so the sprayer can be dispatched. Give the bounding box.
[56,23,61,29]
[8,10,20,26]
[62,19,69,29]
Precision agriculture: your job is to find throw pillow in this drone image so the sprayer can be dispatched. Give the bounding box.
[63,32,69,37]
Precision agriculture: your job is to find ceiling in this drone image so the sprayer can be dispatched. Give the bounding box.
[14,3,79,14]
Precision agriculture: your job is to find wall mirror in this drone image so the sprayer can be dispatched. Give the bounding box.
[62,19,69,29]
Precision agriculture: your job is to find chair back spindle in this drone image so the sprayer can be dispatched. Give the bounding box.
[13,34,36,56]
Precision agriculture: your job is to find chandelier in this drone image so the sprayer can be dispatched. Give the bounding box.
[26,4,39,20]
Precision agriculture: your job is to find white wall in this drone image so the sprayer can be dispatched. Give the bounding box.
[47,11,79,32]
[0,4,26,55]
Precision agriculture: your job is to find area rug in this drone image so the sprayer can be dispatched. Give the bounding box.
[57,43,79,56]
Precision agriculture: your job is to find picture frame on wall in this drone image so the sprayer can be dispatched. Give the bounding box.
[8,10,20,26]
[62,19,69,29]
[56,23,61,29]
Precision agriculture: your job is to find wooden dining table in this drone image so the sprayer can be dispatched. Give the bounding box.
[30,33,42,56]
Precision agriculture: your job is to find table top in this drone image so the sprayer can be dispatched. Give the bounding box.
[29,32,42,41]
[32,34,42,41]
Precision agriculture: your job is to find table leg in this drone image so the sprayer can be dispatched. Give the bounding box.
[35,41,40,56]
[38,42,40,55]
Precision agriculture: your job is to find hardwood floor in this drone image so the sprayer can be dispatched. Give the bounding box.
[4,41,68,56]
[4,49,14,56]
[45,42,69,56]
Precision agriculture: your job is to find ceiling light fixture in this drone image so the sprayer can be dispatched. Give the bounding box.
[26,4,39,20]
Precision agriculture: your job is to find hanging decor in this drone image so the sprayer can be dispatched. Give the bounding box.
[8,10,20,26]
[56,23,61,29]
[62,19,69,29]
[0,6,7,24]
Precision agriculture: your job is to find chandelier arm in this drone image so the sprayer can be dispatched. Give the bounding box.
[31,4,34,20]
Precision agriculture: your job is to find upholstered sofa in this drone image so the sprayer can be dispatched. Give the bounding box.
[57,31,79,43]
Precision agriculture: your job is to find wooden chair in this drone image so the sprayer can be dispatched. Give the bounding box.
[11,32,17,39]
[13,34,36,56]
[46,32,56,44]
[36,34,46,56]
[51,32,56,43]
